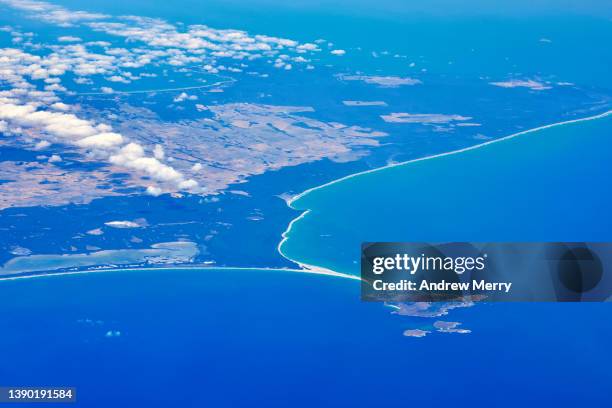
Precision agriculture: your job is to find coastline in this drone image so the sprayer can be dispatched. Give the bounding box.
[0,264,361,282]
[3,109,610,284]
[277,108,612,273]
[287,109,612,207]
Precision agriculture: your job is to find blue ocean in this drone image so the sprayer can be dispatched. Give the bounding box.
[281,113,612,273]
[0,0,611,406]
[1,269,611,406]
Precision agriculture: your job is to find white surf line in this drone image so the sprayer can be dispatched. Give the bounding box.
[277,109,612,272]
[4,110,609,285]
[287,109,612,207]
[274,208,358,282]
[0,265,361,282]
[276,209,364,280]
[277,208,311,262]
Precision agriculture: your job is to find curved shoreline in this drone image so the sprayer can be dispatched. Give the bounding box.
[277,109,612,273]
[0,264,361,282]
[3,110,610,284]
[287,109,612,206]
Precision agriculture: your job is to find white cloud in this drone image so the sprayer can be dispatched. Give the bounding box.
[76,132,124,148]
[0,0,381,202]
[0,0,108,27]
[173,92,197,103]
[178,179,198,190]
[58,35,82,42]
[34,140,50,150]
[297,43,319,51]
[48,153,62,162]
[153,144,164,160]
[44,83,66,92]
[106,75,131,84]
[109,143,197,190]
[2,0,324,80]
[0,100,198,193]
[146,186,162,196]
[74,77,92,84]
[330,49,346,56]
[50,102,70,111]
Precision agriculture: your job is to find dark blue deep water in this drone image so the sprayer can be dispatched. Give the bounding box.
[1,1,611,406]
[1,268,610,407]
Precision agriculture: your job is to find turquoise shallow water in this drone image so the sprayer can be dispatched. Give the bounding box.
[281,113,612,274]
[1,2,611,405]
